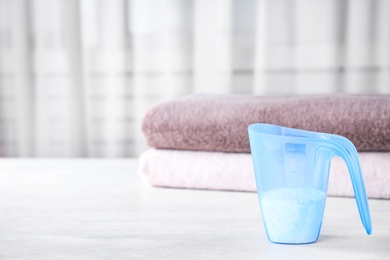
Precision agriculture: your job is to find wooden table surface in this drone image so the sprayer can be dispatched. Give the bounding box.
[0,159,389,259]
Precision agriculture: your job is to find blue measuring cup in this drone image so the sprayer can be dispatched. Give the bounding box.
[248,123,372,244]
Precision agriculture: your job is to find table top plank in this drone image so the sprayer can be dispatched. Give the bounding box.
[0,159,389,259]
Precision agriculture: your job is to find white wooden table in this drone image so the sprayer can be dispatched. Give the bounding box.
[0,159,389,259]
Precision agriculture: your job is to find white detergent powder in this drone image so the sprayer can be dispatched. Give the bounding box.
[260,188,327,244]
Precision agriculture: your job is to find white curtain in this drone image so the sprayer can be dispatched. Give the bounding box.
[0,0,389,157]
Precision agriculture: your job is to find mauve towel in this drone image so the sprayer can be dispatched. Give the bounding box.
[139,149,390,199]
[142,94,390,152]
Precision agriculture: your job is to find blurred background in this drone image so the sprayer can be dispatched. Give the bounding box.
[0,0,389,158]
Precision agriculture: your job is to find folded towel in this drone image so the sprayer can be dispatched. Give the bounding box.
[139,149,390,199]
[142,94,390,152]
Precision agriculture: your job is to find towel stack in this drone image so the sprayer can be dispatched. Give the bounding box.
[139,94,390,199]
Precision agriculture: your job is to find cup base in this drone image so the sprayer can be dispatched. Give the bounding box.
[268,239,318,245]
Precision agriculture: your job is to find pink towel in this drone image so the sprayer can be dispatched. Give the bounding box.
[142,94,390,153]
[139,149,390,199]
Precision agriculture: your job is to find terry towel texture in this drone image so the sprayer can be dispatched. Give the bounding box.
[139,149,390,199]
[142,94,390,153]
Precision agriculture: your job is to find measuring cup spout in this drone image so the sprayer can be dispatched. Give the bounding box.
[324,134,372,235]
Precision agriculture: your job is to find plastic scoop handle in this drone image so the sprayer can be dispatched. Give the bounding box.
[326,134,372,235]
